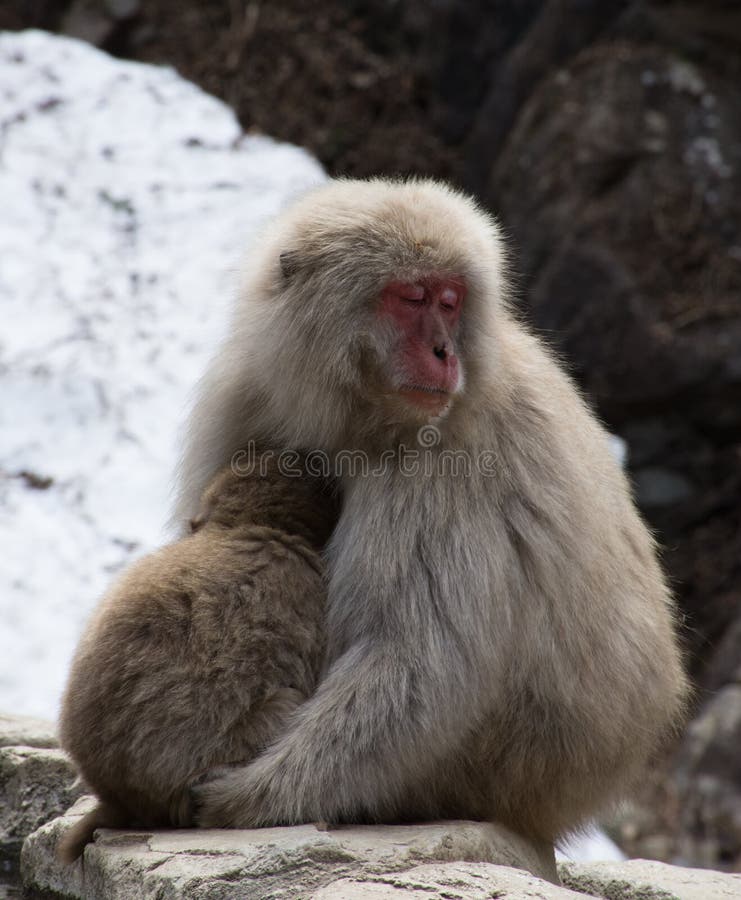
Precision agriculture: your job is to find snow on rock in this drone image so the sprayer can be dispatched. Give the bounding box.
[0,29,325,720]
[557,826,626,863]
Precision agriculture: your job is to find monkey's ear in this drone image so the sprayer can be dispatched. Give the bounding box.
[189,513,206,533]
[279,250,301,280]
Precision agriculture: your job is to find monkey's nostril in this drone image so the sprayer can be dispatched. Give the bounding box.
[433,345,447,361]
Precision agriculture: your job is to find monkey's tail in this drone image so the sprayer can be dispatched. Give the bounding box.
[56,802,126,864]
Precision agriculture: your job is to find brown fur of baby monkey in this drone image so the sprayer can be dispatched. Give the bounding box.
[57,456,337,863]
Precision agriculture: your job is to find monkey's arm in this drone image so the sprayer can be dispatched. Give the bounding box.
[194,636,482,827]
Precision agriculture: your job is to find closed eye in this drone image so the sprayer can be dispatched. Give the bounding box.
[439,287,459,312]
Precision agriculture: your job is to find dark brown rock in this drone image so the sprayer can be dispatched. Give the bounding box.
[673,685,741,869]
[490,41,741,676]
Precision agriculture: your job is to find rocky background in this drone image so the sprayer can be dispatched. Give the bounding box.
[2,0,740,874]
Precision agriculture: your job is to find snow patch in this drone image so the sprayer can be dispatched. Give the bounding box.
[0,30,325,720]
[557,825,626,863]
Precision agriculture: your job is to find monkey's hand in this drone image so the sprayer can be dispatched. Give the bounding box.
[191,687,378,828]
[192,642,475,828]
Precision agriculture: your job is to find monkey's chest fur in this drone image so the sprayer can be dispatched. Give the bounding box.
[324,463,679,838]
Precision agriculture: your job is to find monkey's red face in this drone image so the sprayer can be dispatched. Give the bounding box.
[378,277,465,415]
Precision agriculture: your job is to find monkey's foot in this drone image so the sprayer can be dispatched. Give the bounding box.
[191,759,284,829]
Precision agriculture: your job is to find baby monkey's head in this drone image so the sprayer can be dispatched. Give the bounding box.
[190,452,339,551]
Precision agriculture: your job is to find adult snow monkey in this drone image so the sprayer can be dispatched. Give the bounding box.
[175,178,688,844]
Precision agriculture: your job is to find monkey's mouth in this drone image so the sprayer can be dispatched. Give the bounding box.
[398,384,451,413]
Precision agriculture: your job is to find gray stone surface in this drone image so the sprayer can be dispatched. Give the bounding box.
[22,805,557,899]
[560,858,741,899]
[0,745,83,861]
[3,711,737,900]
[18,796,741,899]
[0,714,58,749]
[316,861,589,899]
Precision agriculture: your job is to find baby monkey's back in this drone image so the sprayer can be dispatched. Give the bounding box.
[58,454,338,862]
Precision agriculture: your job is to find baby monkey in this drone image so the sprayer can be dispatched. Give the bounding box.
[58,453,337,863]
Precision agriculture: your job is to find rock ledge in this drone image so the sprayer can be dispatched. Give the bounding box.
[22,797,558,899]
